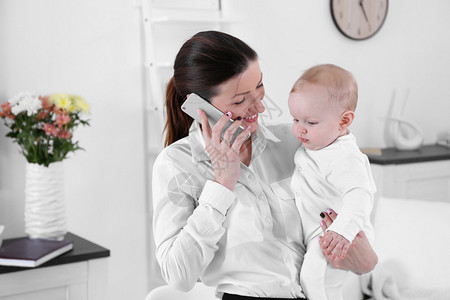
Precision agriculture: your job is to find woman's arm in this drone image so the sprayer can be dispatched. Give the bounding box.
[153,153,235,291]
[153,111,248,290]
[319,209,378,274]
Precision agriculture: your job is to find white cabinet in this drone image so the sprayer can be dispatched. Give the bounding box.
[0,233,109,300]
[0,259,107,300]
[368,145,450,203]
[371,160,450,202]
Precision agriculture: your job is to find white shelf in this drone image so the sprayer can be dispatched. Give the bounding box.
[150,0,220,11]
[146,61,173,68]
[150,16,238,24]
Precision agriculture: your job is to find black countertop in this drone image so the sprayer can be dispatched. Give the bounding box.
[366,144,450,165]
[0,232,110,274]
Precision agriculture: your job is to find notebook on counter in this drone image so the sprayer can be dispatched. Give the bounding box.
[0,237,73,267]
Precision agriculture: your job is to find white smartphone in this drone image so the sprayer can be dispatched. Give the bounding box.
[181,93,250,144]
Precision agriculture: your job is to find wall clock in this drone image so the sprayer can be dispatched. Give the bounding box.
[331,0,388,40]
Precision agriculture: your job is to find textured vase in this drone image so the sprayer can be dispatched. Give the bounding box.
[24,162,67,240]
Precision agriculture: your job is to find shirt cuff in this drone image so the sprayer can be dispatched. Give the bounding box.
[327,214,361,243]
[199,180,235,216]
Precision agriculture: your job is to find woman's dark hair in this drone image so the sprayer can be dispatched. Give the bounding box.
[163,31,258,147]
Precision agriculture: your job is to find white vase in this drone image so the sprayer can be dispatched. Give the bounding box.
[24,161,67,240]
[385,117,423,151]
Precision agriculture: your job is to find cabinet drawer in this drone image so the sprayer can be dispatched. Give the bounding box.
[0,262,87,298]
[371,160,450,202]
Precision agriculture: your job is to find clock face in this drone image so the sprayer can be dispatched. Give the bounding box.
[331,0,388,40]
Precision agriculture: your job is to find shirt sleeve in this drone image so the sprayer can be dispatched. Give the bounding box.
[325,154,375,242]
[152,152,235,291]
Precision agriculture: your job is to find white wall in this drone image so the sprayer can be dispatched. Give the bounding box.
[0,1,149,299]
[1,0,450,298]
[223,0,450,147]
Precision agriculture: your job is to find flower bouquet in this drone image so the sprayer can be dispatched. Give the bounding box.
[0,92,90,166]
[1,92,90,240]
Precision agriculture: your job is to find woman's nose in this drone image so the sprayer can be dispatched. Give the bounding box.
[246,93,265,114]
[255,97,265,113]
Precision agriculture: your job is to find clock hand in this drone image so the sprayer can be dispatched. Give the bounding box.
[359,0,370,24]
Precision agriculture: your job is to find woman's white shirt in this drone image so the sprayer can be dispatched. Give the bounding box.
[152,122,305,298]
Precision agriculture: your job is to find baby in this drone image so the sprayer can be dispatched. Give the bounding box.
[288,64,376,300]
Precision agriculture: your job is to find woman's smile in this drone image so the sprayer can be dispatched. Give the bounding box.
[243,113,258,123]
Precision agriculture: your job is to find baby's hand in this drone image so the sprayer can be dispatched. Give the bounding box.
[319,231,351,259]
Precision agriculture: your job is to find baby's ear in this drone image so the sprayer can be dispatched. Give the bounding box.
[339,110,354,131]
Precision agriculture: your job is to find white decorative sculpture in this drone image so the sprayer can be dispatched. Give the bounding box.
[384,90,423,151]
[0,225,4,247]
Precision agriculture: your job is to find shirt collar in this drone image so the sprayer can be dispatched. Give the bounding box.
[189,121,282,163]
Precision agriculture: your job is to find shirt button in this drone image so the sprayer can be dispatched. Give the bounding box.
[295,192,300,197]
[247,174,254,180]
[297,166,302,172]
[265,217,271,223]
[258,194,265,201]
[285,256,291,263]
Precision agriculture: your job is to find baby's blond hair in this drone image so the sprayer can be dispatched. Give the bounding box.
[290,64,358,112]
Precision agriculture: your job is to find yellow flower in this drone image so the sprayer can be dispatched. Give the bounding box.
[69,94,90,113]
[49,93,72,111]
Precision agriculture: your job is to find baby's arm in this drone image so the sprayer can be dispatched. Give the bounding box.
[319,209,378,274]
[320,229,351,259]
[326,154,375,243]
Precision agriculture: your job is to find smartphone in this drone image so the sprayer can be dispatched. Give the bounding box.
[181,93,250,144]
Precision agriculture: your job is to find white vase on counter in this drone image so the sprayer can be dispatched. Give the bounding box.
[24,161,67,240]
[0,225,4,247]
[384,89,423,151]
[385,116,423,151]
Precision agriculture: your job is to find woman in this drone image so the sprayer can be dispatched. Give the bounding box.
[152,31,377,300]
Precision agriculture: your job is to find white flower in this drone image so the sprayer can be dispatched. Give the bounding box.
[78,111,90,122]
[10,92,42,116]
[8,92,32,105]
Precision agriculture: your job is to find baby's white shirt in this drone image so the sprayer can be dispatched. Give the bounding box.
[291,133,376,245]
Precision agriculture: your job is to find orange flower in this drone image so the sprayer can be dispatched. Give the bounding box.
[1,102,11,112]
[55,113,71,126]
[36,110,49,121]
[0,102,14,119]
[43,123,58,136]
[57,129,72,139]
[40,96,53,111]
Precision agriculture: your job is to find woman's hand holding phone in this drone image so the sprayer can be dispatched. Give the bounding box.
[198,109,250,191]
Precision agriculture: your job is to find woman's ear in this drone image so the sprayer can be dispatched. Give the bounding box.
[340,110,354,131]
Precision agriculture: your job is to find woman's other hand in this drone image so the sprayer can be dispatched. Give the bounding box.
[319,209,378,274]
[320,230,351,259]
[198,109,250,191]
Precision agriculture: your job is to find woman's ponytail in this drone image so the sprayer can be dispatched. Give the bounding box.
[163,77,194,147]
